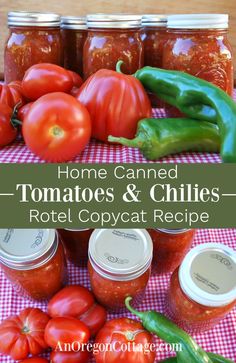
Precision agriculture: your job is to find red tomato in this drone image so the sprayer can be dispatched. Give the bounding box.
[44,317,90,350]
[68,70,83,88]
[22,63,73,100]
[18,102,33,122]
[94,318,156,363]
[76,68,152,142]
[22,92,91,162]
[0,81,25,108]
[0,104,18,147]
[20,358,49,363]
[50,350,90,363]
[0,308,50,360]
[48,285,107,336]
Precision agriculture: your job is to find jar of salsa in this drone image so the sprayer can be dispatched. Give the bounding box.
[4,12,62,83]
[166,243,236,333]
[163,14,233,116]
[88,229,153,312]
[58,228,93,266]
[148,229,195,274]
[83,14,144,79]
[0,229,67,301]
[61,16,87,77]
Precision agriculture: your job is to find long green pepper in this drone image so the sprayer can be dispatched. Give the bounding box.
[109,118,220,160]
[134,67,236,162]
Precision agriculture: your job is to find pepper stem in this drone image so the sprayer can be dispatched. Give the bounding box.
[108,135,143,149]
[125,297,143,319]
[116,60,124,73]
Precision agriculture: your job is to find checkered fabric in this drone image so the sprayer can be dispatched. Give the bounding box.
[0,229,235,362]
[0,89,235,164]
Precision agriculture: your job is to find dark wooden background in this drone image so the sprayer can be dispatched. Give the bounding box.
[0,0,235,81]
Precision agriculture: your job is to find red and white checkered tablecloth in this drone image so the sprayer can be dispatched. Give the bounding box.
[1,89,236,164]
[0,229,235,362]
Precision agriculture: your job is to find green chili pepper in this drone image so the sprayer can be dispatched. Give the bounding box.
[108,118,220,160]
[125,297,213,363]
[160,352,234,363]
[134,67,236,162]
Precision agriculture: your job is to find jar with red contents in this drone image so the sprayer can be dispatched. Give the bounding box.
[83,14,144,79]
[141,15,168,107]
[0,229,67,301]
[61,16,87,77]
[4,12,62,83]
[148,228,195,274]
[88,229,153,312]
[58,228,93,266]
[163,14,233,117]
[166,243,236,333]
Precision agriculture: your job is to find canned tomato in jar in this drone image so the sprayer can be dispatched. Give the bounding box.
[58,228,93,266]
[148,228,195,274]
[4,12,62,83]
[88,229,153,312]
[60,16,87,76]
[83,14,144,78]
[166,243,236,333]
[0,229,67,300]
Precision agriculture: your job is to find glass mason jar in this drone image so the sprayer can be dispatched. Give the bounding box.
[148,229,195,274]
[88,229,153,312]
[0,229,67,301]
[4,12,62,83]
[163,14,234,116]
[61,16,87,77]
[83,14,144,79]
[58,228,93,266]
[166,243,236,333]
[141,15,168,108]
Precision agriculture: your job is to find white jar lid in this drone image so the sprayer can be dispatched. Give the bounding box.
[142,14,167,27]
[167,14,229,29]
[64,228,90,231]
[0,229,57,270]
[88,229,153,281]
[87,14,142,29]
[179,243,236,307]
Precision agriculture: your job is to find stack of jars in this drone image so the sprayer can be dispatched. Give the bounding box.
[1,227,235,335]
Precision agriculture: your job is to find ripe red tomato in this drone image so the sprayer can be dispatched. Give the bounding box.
[0,308,50,360]
[48,285,107,336]
[18,102,33,122]
[50,350,90,363]
[22,92,91,162]
[0,104,18,147]
[0,80,25,108]
[94,318,156,363]
[44,317,90,350]
[22,63,73,100]
[20,358,49,363]
[76,68,152,142]
[68,70,83,88]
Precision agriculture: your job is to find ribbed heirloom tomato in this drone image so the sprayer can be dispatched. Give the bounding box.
[76,66,152,142]
[0,80,25,108]
[0,308,50,360]
[50,350,90,363]
[0,104,17,147]
[20,358,49,363]
[94,318,156,363]
[22,92,91,162]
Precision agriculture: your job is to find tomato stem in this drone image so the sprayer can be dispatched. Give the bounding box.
[116,60,124,74]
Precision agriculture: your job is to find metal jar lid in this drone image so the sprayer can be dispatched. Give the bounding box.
[156,228,191,234]
[8,11,60,27]
[179,243,236,307]
[167,14,229,29]
[88,229,153,281]
[61,16,87,30]
[0,229,58,270]
[142,14,167,27]
[86,14,142,29]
